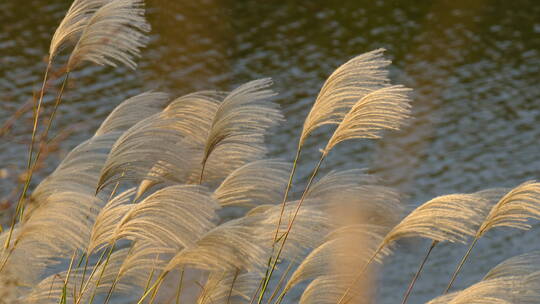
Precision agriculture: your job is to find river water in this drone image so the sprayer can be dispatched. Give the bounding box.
[1,0,540,303]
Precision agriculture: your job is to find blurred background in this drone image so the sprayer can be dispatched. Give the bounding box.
[1,0,539,302]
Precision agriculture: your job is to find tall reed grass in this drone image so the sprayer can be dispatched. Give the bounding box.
[1,1,540,303]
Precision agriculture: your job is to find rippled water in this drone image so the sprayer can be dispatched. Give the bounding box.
[1,0,540,303]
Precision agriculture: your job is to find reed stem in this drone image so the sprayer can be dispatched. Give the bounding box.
[258,152,326,304]
[87,242,116,304]
[3,61,52,249]
[59,250,77,304]
[337,245,382,304]
[269,258,296,304]
[137,270,169,304]
[3,70,71,253]
[401,241,438,304]
[444,237,479,294]
[273,146,302,242]
[175,268,185,304]
[226,268,240,304]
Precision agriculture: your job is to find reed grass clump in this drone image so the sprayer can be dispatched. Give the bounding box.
[2,1,540,304]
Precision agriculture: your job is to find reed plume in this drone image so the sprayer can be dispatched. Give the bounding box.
[66,0,150,70]
[445,181,540,292]
[98,79,282,194]
[299,48,391,145]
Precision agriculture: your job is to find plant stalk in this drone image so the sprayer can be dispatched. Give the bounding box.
[3,70,71,253]
[273,145,302,242]
[444,237,479,294]
[87,242,116,304]
[337,245,382,304]
[137,270,169,304]
[258,152,326,303]
[401,241,438,304]
[175,268,185,304]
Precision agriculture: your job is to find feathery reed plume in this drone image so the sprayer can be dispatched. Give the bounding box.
[49,0,110,61]
[1,191,104,287]
[337,191,496,304]
[428,272,540,304]
[134,203,331,303]
[445,181,540,293]
[299,275,365,304]
[264,60,411,302]
[95,92,170,136]
[272,48,391,243]
[197,271,262,304]
[15,0,110,250]
[483,250,540,280]
[87,188,136,253]
[6,0,151,249]
[381,193,492,248]
[401,188,507,304]
[279,224,389,302]
[109,185,219,250]
[299,48,391,145]
[323,85,411,153]
[99,80,282,194]
[67,0,150,70]
[271,48,392,251]
[213,159,290,207]
[198,78,282,183]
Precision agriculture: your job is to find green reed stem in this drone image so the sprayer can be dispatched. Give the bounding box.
[258,152,326,304]
[199,159,207,185]
[3,61,52,249]
[249,273,264,304]
[59,250,77,304]
[78,252,90,299]
[3,70,70,255]
[175,268,185,304]
[226,268,240,304]
[445,237,479,294]
[137,270,169,304]
[75,246,109,304]
[273,146,302,242]
[401,241,438,304]
[104,241,136,304]
[88,242,116,304]
[269,257,296,304]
